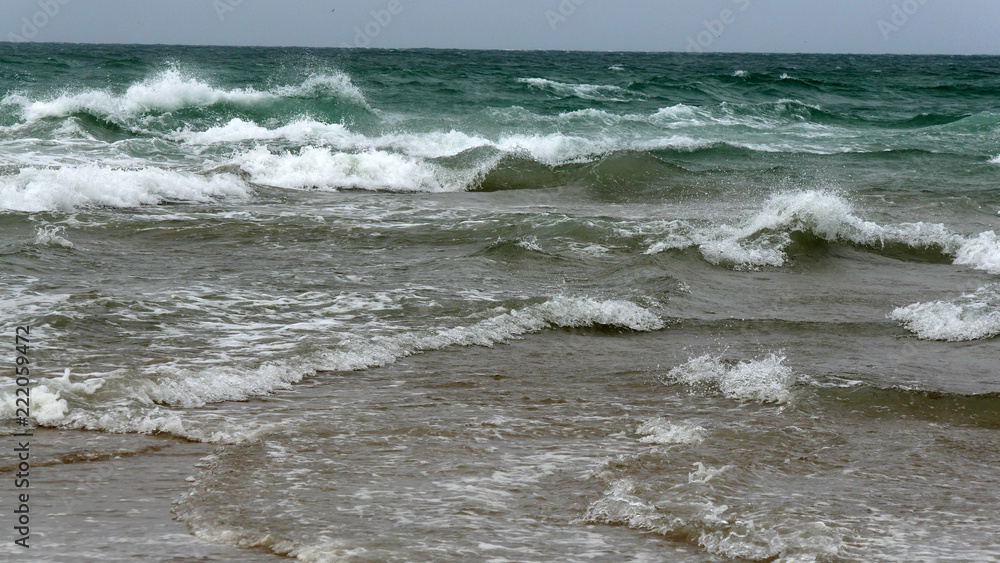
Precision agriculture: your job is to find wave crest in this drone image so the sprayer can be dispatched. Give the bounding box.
[0,296,662,441]
[518,77,641,102]
[662,353,796,404]
[646,191,1000,274]
[0,166,249,212]
[2,68,367,124]
[892,284,1000,341]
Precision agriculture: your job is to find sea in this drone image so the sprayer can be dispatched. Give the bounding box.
[1,44,999,562]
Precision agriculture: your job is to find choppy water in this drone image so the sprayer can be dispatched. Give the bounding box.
[2,44,1000,562]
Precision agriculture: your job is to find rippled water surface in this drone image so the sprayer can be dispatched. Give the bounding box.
[1,45,999,562]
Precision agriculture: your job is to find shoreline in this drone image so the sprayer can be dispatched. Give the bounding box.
[0,428,280,561]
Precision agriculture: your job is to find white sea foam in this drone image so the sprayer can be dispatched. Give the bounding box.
[271,72,367,105]
[0,165,249,212]
[233,146,450,192]
[170,107,822,186]
[953,231,1000,275]
[178,118,610,167]
[695,233,791,268]
[585,475,844,561]
[495,133,611,165]
[989,154,1000,164]
[648,103,705,125]
[173,118,360,145]
[0,296,663,441]
[3,68,366,124]
[227,129,619,192]
[688,461,731,484]
[274,125,599,165]
[50,368,105,395]
[583,478,786,560]
[891,284,1000,341]
[583,479,660,530]
[502,102,807,135]
[181,519,366,563]
[373,130,494,159]
[663,353,796,404]
[175,118,493,161]
[646,190,1000,273]
[637,418,706,445]
[518,77,640,102]
[0,384,68,425]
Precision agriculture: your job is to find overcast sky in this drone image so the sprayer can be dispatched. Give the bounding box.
[3,0,998,54]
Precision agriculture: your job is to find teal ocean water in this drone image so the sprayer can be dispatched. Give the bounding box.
[2,44,1000,561]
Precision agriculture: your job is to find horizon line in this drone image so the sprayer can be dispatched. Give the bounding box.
[1,40,998,57]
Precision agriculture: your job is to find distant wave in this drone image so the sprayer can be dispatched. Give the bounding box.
[1,67,368,124]
[517,77,642,102]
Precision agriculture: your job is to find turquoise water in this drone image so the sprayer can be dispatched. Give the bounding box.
[2,44,1000,561]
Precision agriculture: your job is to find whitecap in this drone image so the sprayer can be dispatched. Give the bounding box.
[636,418,706,445]
[663,353,796,404]
[892,284,1000,341]
[233,146,451,192]
[0,384,68,425]
[0,296,663,441]
[645,190,998,274]
[31,225,74,248]
[517,77,640,102]
[0,166,249,212]
[3,68,367,124]
[953,231,1000,275]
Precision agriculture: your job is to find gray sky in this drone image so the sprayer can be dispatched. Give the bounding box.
[3,0,998,54]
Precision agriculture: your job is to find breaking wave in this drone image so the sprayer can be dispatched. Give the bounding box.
[0,296,664,442]
[517,77,641,102]
[892,284,1000,341]
[661,353,797,404]
[0,165,249,212]
[1,68,368,124]
[645,190,1000,274]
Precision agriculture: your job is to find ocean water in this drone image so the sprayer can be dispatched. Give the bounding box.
[1,44,999,562]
